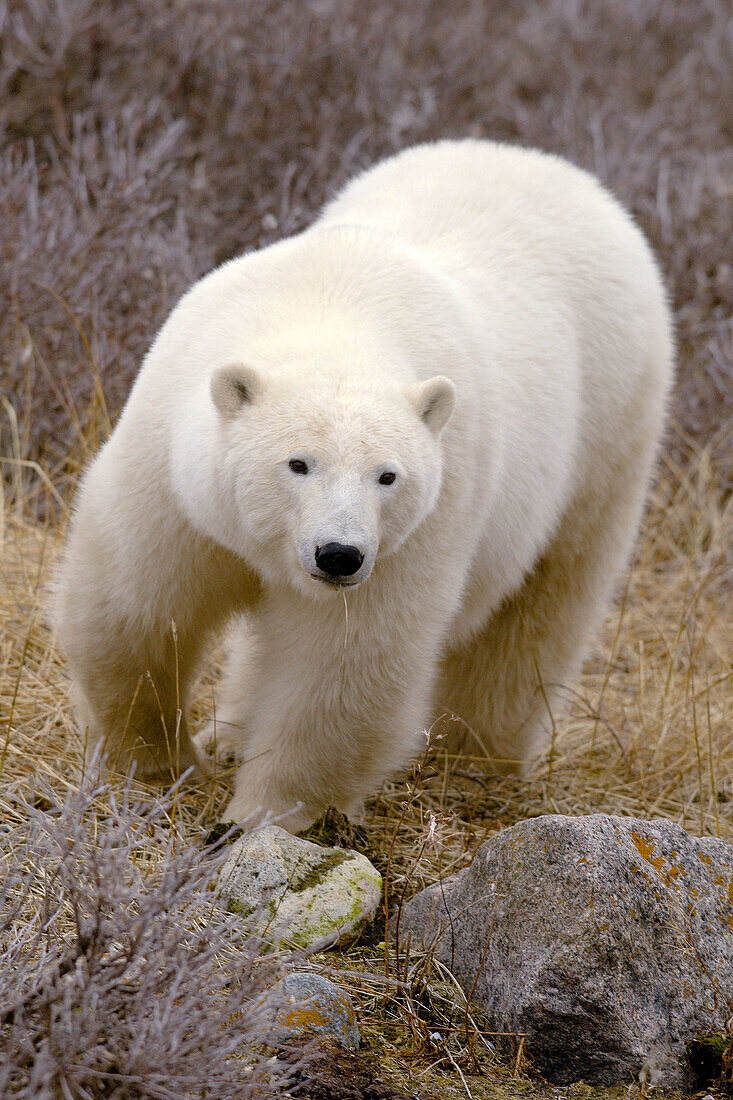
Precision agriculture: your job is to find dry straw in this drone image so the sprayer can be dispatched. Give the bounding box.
[2,311,730,1091]
[2,1,732,1093]
[1,430,732,879]
[1,400,732,1097]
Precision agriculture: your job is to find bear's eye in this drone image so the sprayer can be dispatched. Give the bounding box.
[289,458,309,475]
[378,471,397,486]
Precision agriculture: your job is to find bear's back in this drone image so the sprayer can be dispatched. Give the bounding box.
[321,140,637,264]
[321,140,672,472]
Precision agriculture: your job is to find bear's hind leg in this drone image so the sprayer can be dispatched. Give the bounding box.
[434,472,652,773]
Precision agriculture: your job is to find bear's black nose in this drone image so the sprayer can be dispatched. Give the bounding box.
[315,542,364,577]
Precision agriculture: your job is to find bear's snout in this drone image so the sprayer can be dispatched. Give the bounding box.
[314,542,364,578]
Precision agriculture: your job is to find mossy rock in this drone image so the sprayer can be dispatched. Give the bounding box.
[217,824,382,949]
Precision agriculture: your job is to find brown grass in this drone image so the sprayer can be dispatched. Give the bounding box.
[3,442,731,847]
[2,2,732,1092]
[1,433,731,1095]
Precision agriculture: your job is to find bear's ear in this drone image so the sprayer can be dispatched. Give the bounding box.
[210,362,263,420]
[405,375,456,436]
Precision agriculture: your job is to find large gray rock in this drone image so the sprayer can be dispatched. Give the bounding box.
[217,825,381,949]
[398,814,733,1087]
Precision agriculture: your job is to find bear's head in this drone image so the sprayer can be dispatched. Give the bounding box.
[195,361,455,596]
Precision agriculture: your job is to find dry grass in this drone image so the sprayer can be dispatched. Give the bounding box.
[1,432,731,1095]
[2,2,732,1091]
[4,443,731,853]
[0,774,308,1099]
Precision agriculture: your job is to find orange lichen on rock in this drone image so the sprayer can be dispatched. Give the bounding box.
[631,831,682,887]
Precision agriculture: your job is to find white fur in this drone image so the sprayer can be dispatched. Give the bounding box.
[54,140,673,829]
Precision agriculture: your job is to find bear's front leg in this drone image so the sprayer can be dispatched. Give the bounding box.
[67,621,198,779]
[224,773,322,834]
[215,597,434,831]
[55,451,261,779]
[221,687,428,831]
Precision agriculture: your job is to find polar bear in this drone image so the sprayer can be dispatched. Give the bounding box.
[55,140,673,830]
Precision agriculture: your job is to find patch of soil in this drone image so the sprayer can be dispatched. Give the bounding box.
[288,1044,413,1100]
[301,807,371,854]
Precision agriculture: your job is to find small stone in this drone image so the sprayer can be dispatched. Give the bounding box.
[398,814,733,1087]
[217,824,382,949]
[261,971,360,1050]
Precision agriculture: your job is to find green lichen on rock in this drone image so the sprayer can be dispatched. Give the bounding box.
[288,848,349,893]
[217,824,382,950]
